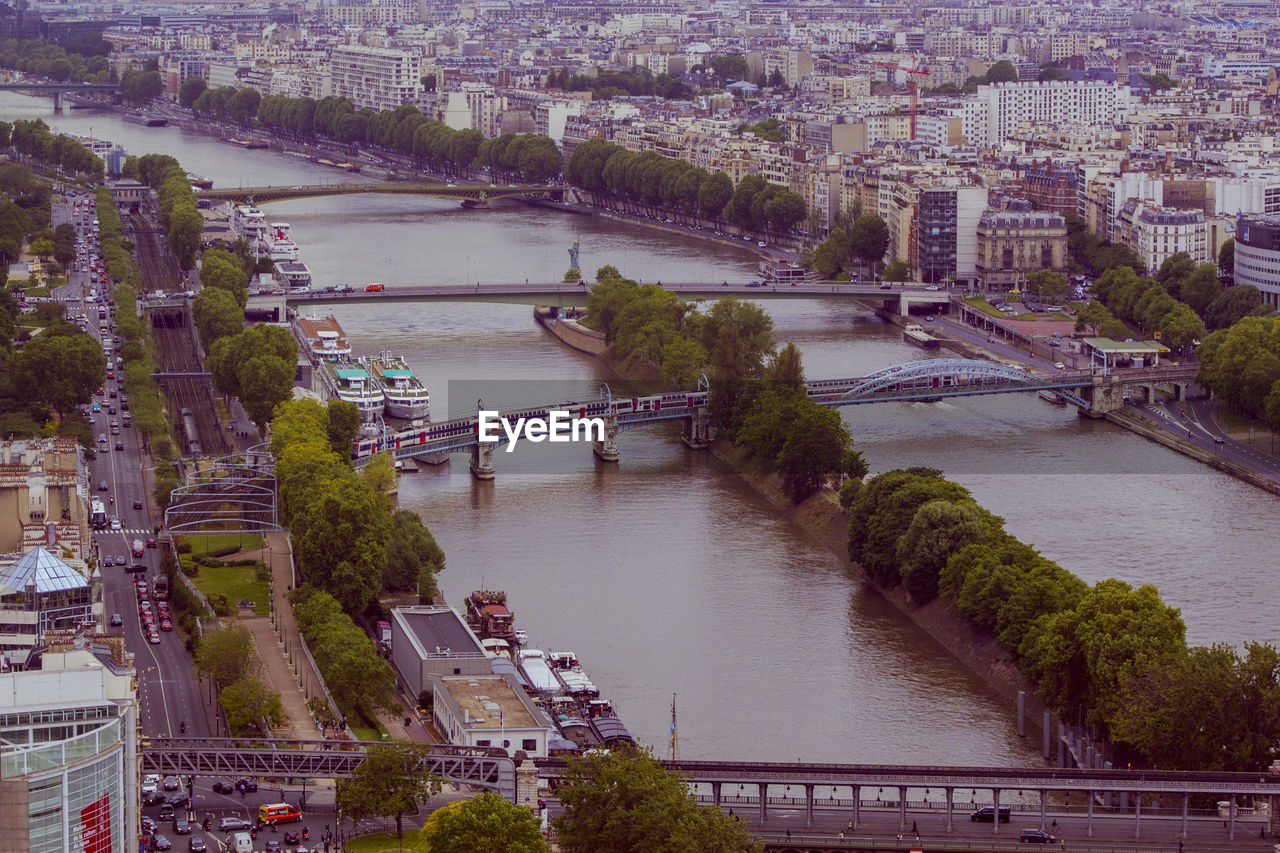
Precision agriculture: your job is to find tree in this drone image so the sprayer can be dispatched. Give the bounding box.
[984,60,1019,83]
[292,476,392,613]
[14,332,105,419]
[238,354,294,432]
[1024,270,1068,300]
[1218,238,1235,278]
[812,227,850,278]
[554,745,762,853]
[219,676,284,735]
[192,287,244,350]
[1155,252,1196,298]
[1179,264,1220,316]
[563,267,581,283]
[1204,285,1267,330]
[697,172,733,220]
[337,742,443,844]
[897,499,992,603]
[325,399,361,457]
[848,214,890,273]
[194,624,257,686]
[120,69,164,105]
[385,508,446,594]
[178,76,207,109]
[28,237,54,261]
[420,793,547,853]
[1112,642,1280,771]
[709,55,749,83]
[883,259,911,282]
[200,249,250,306]
[167,204,203,270]
[775,401,857,502]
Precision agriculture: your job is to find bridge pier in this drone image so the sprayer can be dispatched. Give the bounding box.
[758,782,768,824]
[1134,791,1142,838]
[1228,794,1236,840]
[1181,793,1189,839]
[1087,789,1094,836]
[851,785,860,829]
[593,414,619,462]
[682,409,713,449]
[1082,375,1125,418]
[711,782,721,807]
[470,442,495,480]
[992,788,1001,834]
[898,786,906,831]
[945,787,953,832]
[52,91,62,111]
[804,783,815,827]
[1039,789,1047,830]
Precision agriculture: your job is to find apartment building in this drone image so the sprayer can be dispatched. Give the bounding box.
[331,44,421,113]
[1115,202,1209,272]
[916,183,987,286]
[975,201,1069,291]
[965,81,1129,148]
[0,438,89,564]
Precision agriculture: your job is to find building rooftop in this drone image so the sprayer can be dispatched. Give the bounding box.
[1083,337,1170,353]
[0,548,88,596]
[440,675,538,730]
[395,606,484,659]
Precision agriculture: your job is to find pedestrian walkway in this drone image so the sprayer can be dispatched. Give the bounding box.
[241,614,323,740]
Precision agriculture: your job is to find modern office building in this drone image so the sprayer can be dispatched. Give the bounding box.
[0,644,138,853]
[0,548,99,665]
[330,45,420,113]
[1235,215,1280,309]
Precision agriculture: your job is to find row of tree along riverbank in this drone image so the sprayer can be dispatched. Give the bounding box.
[551,266,1280,774]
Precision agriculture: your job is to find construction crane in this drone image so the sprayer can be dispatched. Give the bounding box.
[871,58,930,139]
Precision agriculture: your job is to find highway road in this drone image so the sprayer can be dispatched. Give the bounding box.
[1127,395,1280,486]
[53,192,213,740]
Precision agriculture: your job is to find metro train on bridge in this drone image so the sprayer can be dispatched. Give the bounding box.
[350,389,712,461]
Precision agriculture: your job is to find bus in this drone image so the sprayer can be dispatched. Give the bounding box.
[90,500,107,529]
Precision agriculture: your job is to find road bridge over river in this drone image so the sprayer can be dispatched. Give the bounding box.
[345,360,1198,478]
[197,181,564,205]
[245,280,951,314]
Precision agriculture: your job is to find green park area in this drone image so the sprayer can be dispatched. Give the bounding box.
[344,830,428,853]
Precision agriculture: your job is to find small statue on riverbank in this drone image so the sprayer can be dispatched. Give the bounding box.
[568,238,580,272]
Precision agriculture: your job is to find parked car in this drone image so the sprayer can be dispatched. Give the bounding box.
[970,806,1011,823]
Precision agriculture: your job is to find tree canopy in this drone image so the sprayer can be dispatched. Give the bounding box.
[420,793,547,853]
[337,742,442,841]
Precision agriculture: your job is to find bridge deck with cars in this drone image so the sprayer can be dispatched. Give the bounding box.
[271,280,951,310]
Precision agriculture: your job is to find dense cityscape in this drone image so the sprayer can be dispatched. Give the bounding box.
[0,0,1279,851]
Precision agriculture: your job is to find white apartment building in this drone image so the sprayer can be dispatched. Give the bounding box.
[1116,202,1209,272]
[534,101,584,146]
[331,45,420,113]
[438,84,504,137]
[1214,174,1280,217]
[964,81,1129,148]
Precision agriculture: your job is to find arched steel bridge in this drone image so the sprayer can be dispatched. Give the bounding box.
[350,359,1197,463]
[197,181,564,205]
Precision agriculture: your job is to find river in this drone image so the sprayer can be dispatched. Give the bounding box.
[12,94,1277,766]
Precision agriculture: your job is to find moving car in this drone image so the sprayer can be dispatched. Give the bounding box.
[187,838,207,852]
[163,776,180,791]
[211,780,234,795]
[109,613,122,626]
[970,806,1011,823]
[218,816,253,832]
[235,779,258,794]
[1020,829,1056,843]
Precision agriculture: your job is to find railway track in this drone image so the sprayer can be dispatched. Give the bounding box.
[126,207,228,458]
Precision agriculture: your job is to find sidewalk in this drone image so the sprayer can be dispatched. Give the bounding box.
[242,613,323,740]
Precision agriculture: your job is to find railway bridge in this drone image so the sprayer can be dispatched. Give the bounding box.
[348,360,1198,478]
[0,81,119,108]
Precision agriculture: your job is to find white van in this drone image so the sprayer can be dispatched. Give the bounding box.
[231,831,254,853]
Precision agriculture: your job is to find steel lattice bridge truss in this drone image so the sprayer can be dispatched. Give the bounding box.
[164,444,282,535]
[353,359,1186,464]
[141,737,515,798]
